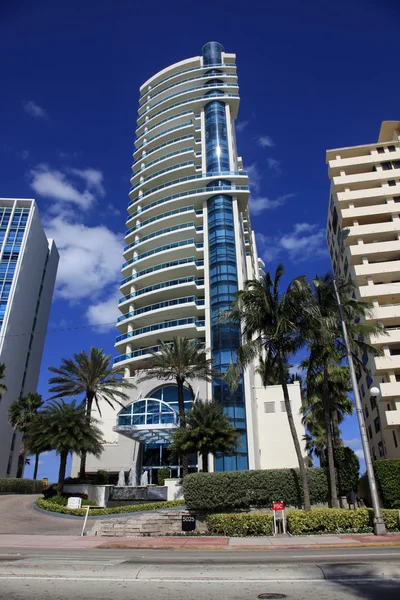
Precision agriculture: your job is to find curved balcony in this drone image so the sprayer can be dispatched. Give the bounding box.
[117,296,206,332]
[134,134,197,166]
[135,111,195,147]
[139,73,238,115]
[131,148,196,183]
[134,121,196,157]
[128,172,248,208]
[125,206,202,243]
[138,83,239,123]
[118,276,204,308]
[129,161,195,193]
[115,317,206,347]
[119,257,204,292]
[126,184,250,224]
[123,223,203,263]
[139,63,236,103]
[136,93,240,136]
[114,337,206,366]
[121,239,204,274]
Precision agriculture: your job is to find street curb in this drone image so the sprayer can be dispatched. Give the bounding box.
[95,541,400,551]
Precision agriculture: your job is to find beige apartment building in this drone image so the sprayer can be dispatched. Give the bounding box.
[326,121,400,461]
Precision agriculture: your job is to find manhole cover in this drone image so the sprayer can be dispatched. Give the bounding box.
[258,595,287,599]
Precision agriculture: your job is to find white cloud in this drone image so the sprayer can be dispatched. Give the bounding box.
[69,168,105,197]
[44,215,123,302]
[236,120,249,132]
[354,449,365,460]
[267,158,281,174]
[280,222,327,262]
[255,221,327,264]
[86,291,121,331]
[30,164,101,210]
[257,135,274,148]
[344,438,362,448]
[23,101,47,118]
[19,150,30,160]
[246,163,261,193]
[250,193,294,216]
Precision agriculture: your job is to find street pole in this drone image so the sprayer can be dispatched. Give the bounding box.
[332,276,386,536]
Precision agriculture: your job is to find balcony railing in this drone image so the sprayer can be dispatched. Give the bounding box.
[129,171,247,207]
[127,184,249,223]
[117,296,205,322]
[125,205,202,240]
[129,161,194,192]
[122,223,203,262]
[118,276,204,304]
[132,146,194,173]
[138,63,233,101]
[116,317,206,343]
[121,239,204,271]
[135,122,193,153]
[120,257,204,287]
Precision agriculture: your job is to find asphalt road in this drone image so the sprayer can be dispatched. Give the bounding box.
[0,547,399,599]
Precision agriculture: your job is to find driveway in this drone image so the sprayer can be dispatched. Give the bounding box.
[0,494,83,535]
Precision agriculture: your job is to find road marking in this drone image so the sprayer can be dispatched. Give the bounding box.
[0,576,399,583]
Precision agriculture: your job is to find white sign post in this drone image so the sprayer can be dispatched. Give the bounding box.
[272,501,286,535]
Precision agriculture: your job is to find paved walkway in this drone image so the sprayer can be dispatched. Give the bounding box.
[0,495,83,536]
[1,533,400,550]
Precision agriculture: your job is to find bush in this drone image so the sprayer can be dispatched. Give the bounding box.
[157,468,170,486]
[207,509,400,536]
[94,470,109,485]
[207,513,273,536]
[47,495,94,507]
[36,498,185,517]
[334,447,360,496]
[183,468,329,511]
[374,459,400,508]
[0,478,43,494]
[287,508,399,534]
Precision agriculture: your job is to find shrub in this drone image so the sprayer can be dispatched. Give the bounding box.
[157,468,170,486]
[334,447,360,496]
[0,478,43,494]
[286,508,399,534]
[207,513,273,536]
[374,459,400,508]
[94,470,109,485]
[36,498,185,517]
[183,468,329,511]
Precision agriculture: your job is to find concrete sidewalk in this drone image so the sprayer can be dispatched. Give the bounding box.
[1,533,400,550]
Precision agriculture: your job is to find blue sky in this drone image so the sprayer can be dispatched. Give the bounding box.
[1,0,399,480]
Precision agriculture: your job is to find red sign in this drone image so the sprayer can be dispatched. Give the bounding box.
[272,501,285,511]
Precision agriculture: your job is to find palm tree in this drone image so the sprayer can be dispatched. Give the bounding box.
[168,399,240,472]
[225,265,313,511]
[137,337,219,476]
[8,392,43,478]
[48,347,135,478]
[30,400,103,494]
[305,273,383,508]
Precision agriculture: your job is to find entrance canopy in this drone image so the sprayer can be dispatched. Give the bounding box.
[114,397,179,444]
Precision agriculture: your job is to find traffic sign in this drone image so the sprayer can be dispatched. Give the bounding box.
[272,501,285,511]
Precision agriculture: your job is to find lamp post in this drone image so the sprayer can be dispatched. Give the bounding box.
[332,277,386,535]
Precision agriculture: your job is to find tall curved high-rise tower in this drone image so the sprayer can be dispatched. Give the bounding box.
[113,42,264,475]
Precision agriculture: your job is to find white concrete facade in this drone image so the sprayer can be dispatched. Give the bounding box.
[326,121,400,460]
[0,198,59,477]
[77,44,305,480]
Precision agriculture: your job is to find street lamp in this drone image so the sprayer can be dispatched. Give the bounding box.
[333,229,386,535]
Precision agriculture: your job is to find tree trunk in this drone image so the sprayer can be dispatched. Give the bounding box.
[323,361,339,508]
[57,451,68,495]
[202,452,209,473]
[33,453,40,480]
[332,410,341,448]
[278,351,311,511]
[176,377,188,477]
[79,395,93,479]
[16,433,27,478]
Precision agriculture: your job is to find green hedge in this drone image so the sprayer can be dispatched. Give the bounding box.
[334,447,360,495]
[207,509,400,536]
[374,459,400,508]
[183,468,329,511]
[0,478,44,494]
[207,513,273,536]
[36,497,185,517]
[157,468,170,486]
